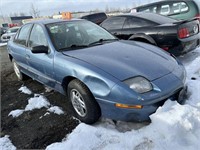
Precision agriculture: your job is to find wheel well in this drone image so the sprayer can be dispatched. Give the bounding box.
[131,38,155,45]
[9,54,13,62]
[62,76,76,92]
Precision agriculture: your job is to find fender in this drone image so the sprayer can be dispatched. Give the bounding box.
[128,33,157,46]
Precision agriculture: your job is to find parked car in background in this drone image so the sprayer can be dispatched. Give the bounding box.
[133,0,200,21]
[80,12,107,24]
[100,13,200,56]
[0,27,8,36]
[1,27,20,42]
[7,19,186,124]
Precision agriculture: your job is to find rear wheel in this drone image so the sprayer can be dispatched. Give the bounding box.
[68,79,101,124]
[13,60,28,81]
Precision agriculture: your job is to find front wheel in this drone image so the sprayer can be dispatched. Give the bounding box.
[67,79,101,124]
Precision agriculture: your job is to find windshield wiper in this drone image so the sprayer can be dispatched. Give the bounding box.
[88,38,118,46]
[59,44,88,51]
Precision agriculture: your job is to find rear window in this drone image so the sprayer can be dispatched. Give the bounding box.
[160,2,189,15]
[137,1,189,16]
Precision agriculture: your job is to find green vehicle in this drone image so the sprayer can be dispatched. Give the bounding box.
[133,0,200,20]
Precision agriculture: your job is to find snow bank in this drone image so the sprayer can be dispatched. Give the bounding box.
[46,48,200,150]
[18,86,32,95]
[0,135,16,150]
[46,100,200,150]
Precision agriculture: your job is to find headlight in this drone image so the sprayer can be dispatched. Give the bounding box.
[124,76,152,93]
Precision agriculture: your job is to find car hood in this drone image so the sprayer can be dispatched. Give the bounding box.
[2,33,16,37]
[62,40,177,81]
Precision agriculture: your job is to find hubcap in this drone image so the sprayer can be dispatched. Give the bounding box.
[70,89,87,117]
[13,62,21,79]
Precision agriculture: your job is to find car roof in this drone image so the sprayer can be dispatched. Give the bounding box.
[110,12,177,24]
[135,0,197,9]
[27,18,83,25]
[114,12,176,19]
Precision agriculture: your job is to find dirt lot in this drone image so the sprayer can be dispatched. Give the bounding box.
[0,45,79,149]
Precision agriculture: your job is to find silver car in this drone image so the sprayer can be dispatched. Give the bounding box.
[1,27,20,42]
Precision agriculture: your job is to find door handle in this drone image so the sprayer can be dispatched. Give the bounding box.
[26,54,30,59]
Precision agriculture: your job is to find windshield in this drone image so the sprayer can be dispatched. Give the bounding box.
[7,28,19,33]
[46,20,116,51]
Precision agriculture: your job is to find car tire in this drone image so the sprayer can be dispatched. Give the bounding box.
[13,60,28,81]
[68,79,101,124]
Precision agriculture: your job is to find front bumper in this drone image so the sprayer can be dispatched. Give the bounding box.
[96,67,186,122]
[97,86,187,122]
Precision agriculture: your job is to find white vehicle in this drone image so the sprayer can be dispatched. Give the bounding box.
[1,27,20,42]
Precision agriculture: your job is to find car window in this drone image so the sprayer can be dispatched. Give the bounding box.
[14,24,32,46]
[46,20,115,50]
[171,2,189,14]
[123,17,156,28]
[28,24,47,47]
[138,5,157,13]
[137,1,189,16]
[101,17,126,30]
[160,4,170,15]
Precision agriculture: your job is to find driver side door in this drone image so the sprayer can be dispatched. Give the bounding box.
[26,24,55,87]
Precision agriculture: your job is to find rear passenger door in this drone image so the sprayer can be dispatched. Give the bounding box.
[101,17,126,39]
[11,24,32,72]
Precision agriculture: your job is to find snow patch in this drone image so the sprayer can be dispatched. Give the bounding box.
[8,109,24,118]
[18,86,32,95]
[0,135,16,150]
[25,95,50,111]
[48,106,64,115]
[8,94,65,118]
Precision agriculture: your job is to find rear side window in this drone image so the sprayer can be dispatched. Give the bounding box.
[14,24,32,46]
[138,5,157,13]
[101,17,126,30]
[160,4,170,15]
[123,17,156,28]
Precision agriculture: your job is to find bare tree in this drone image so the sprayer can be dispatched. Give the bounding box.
[30,3,40,18]
[105,5,109,13]
[10,12,19,17]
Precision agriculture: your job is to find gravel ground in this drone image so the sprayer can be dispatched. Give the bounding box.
[0,45,79,149]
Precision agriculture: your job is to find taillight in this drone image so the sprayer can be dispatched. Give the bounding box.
[195,14,200,22]
[178,28,189,39]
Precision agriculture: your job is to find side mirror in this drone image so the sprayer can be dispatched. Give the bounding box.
[31,45,48,54]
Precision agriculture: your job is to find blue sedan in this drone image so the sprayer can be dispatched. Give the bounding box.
[7,19,186,124]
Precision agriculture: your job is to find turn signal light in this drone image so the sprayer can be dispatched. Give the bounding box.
[115,103,143,109]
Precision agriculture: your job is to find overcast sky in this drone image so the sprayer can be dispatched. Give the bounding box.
[0,0,158,17]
